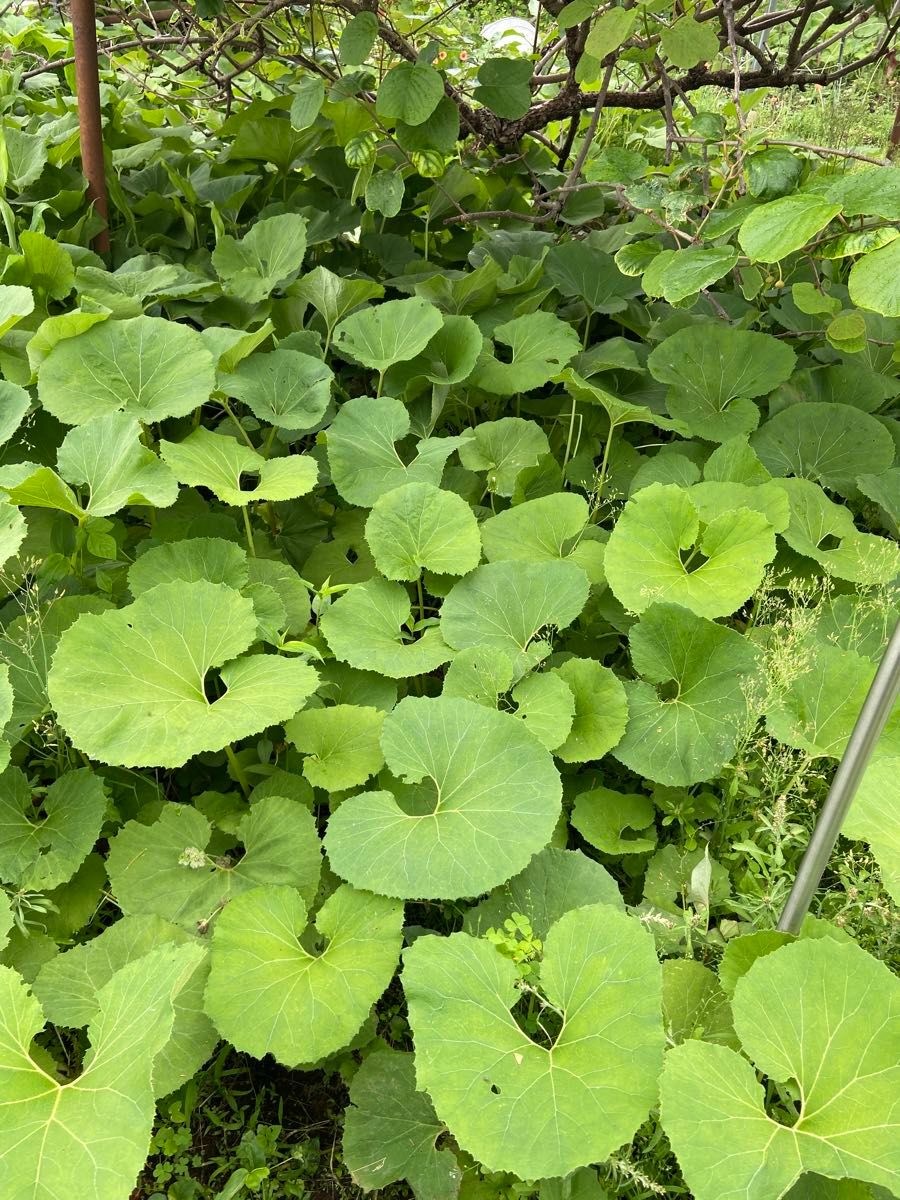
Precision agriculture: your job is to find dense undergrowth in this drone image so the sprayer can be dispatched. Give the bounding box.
[1,3,900,1199]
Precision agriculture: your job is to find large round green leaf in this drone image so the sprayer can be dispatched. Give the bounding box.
[203,883,404,1066]
[480,492,605,583]
[48,580,319,767]
[211,213,308,304]
[403,903,664,1178]
[364,482,481,581]
[473,314,581,396]
[128,537,248,597]
[221,348,333,431]
[0,943,203,1200]
[160,428,317,506]
[751,402,895,496]
[647,325,795,442]
[37,315,215,426]
[325,695,562,899]
[285,703,385,791]
[613,603,760,786]
[604,483,776,619]
[845,753,900,905]
[441,561,590,677]
[551,657,629,763]
[327,395,461,506]
[107,795,322,926]
[334,299,443,374]
[660,939,900,1200]
[319,576,453,678]
[0,766,106,891]
[457,418,550,497]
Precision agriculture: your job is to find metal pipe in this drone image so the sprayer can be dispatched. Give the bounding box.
[778,617,900,934]
[70,0,110,254]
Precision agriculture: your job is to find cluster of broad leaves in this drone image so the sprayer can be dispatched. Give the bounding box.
[1,8,900,1200]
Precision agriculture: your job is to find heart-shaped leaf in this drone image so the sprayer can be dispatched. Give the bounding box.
[160,428,317,505]
[364,481,481,580]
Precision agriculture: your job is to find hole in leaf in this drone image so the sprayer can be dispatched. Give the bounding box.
[203,668,225,704]
[657,679,679,703]
[679,546,710,573]
[489,1083,501,1095]
[817,533,841,551]
[510,992,563,1049]
[344,547,359,565]
[239,470,261,492]
[494,342,514,364]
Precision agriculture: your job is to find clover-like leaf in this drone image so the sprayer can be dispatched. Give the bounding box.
[613,603,760,786]
[160,428,317,506]
[404,903,664,1178]
[37,315,216,426]
[221,348,333,431]
[0,767,106,891]
[334,299,443,377]
[441,560,590,676]
[319,576,453,678]
[660,938,900,1200]
[474,313,581,395]
[48,580,319,767]
[325,695,562,900]
[107,795,322,926]
[203,883,404,1066]
[344,1044,461,1200]
[551,657,629,764]
[0,942,203,1200]
[285,703,385,791]
[463,847,623,938]
[364,482,481,581]
[327,396,461,506]
[480,492,605,583]
[212,213,308,304]
[458,418,550,497]
[605,483,776,619]
[773,478,900,584]
[752,402,895,496]
[647,325,795,442]
[32,914,216,1097]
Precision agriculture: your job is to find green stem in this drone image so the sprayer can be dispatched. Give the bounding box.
[220,397,255,450]
[416,575,426,625]
[263,425,278,459]
[225,744,251,798]
[241,505,257,557]
[596,424,616,501]
[376,370,385,399]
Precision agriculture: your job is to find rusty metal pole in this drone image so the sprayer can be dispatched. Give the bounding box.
[70,0,110,254]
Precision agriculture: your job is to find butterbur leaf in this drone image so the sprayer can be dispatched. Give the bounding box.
[222,348,333,431]
[571,786,657,856]
[285,704,385,791]
[376,63,444,126]
[0,667,12,774]
[480,492,605,583]
[660,939,900,1199]
[512,672,575,750]
[752,402,895,496]
[344,1044,461,1200]
[38,315,216,426]
[364,482,481,580]
[457,418,550,497]
[462,846,623,938]
[48,580,319,767]
[128,537,249,597]
[203,883,404,1066]
[160,428,317,505]
[551,658,629,764]
[474,313,581,395]
[107,795,322,925]
[325,695,562,899]
[545,244,641,314]
[442,646,514,707]
[0,943,204,1200]
[403,903,664,1178]
[0,507,28,574]
[0,893,11,953]
[327,395,461,505]
[31,914,216,1097]
[385,315,483,393]
[661,960,736,1049]
[293,267,384,339]
[334,298,443,375]
[0,284,34,338]
[845,754,900,904]
[212,214,308,303]
[0,767,106,891]
[0,382,30,447]
[320,576,453,678]
[604,483,776,619]
[647,325,796,442]
[441,560,590,677]
[774,478,900,584]
[613,603,760,786]
[50,413,178,516]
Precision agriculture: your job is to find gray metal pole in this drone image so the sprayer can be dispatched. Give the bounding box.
[777,617,900,935]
